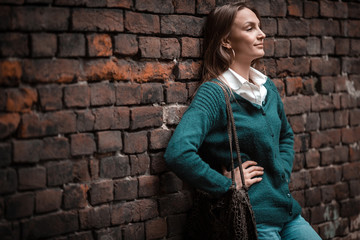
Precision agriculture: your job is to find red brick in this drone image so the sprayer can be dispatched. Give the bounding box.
[114,34,138,55]
[320,148,334,166]
[54,0,86,5]
[46,160,73,186]
[164,105,187,125]
[306,37,321,55]
[310,19,340,36]
[165,82,187,103]
[111,199,158,224]
[0,60,22,87]
[335,38,349,55]
[0,143,11,167]
[177,60,202,79]
[0,168,17,194]
[123,131,148,154]
[64,84,90,108]
[93,107,130,130]
[278,18,309,36]
[294,133,309,152]
[37,85,63,111]
[289,115,305,133]
[335,182,349,200]
[310,167,337,186]
[6,87,37,112]
[283,95,311,115]
[261,17,277,36]
[87,34,112,57]
[136,0,174,13]
[349,180,360,198]
[76,109,95,132]
[130,153,150,176]
[90,158,99,180]
[321,36,335,55]
[141,83,164,104]
[292,153,304,171]
[161,38,180,59]
[285,77,302,95]
[348,2,360,19]
[73,159,91,183]
[319,76,335,93]
[289,171,311,191]
[107,0,132,8]
[0,113,20,139]
[167,214,187,237]
[343,162,360,181]
[320,0,348,19]
[290,38,306,56]
[311,57,340,76]
[342,57,360,74]
[196,0,215,14]
[131,106,163,129]
[287,0,303,17]
[268,0,287,17]
[264,38,274,57]
[13,139,43,163]
[125,11,159,34]
[160,172,183,193]
[63,184,88,210]
[58,33,86,57]
[18,167,46,190]
[145,217,167,239]
[114,178,138,200]
[173,0,195,14]
[274,39,290,57]
[305,149,320,168]
[97,131,122,153]
[138,175,160,197]
[158,191,192,216]
[85,0,107,7]
[35,189,62,213]
[342,126,360,144]
[311,95,335,112]
[161,15,204,36]
[89,180,113,205]
[13,6,69,30]
[340,198,360,218]
[334,110,349,127]
[311,129,341,148]
[320,111,335,129]
[304,188,321,207]
[132,61,175,81]
[0,33,28,57]
[71,133,96,156]
[79,205,111,229]
[149,128,172,150]
[100,156,130,179]
[73,9,123,31]
[181,37,201,58]
[350,39,360,56]
[276,57,310,77]
[40,136,69,160]
[139,36,161,58]
[90,82,115,106]
[320,185,336,203]
[115,83,141,105]
[348,20,360,37]
[340,94,357,109]
[350,109,360,126]
[5,192,34,219]
[23,59,81,83]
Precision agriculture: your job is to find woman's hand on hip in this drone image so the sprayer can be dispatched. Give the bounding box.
[222,161,264,189]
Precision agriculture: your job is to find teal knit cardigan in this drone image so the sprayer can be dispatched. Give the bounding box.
[164,79,302,224]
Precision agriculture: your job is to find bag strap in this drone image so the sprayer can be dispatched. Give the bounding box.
[213,82,248,191]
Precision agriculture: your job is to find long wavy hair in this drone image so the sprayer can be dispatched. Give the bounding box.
[200,2,261,86]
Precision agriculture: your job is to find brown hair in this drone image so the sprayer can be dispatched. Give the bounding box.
[200,2,261,85]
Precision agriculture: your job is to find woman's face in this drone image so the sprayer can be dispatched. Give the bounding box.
[227,8,266,63]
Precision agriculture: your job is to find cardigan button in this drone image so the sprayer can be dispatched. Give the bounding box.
[289,211,292,215]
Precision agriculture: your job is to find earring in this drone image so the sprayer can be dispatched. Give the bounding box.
[231,48,235,58]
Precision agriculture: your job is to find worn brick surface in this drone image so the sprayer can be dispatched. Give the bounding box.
[1,1,360,239]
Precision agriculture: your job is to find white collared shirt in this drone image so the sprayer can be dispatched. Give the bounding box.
[220,67,268,106]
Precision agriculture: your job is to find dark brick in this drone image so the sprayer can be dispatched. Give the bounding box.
[320,111,335,129]
[0,33,28,57]
[181,37,201,58]
[40,136,70,160]
[276,57,310,77]
[145,217,167,239]
[264,38,274,57]
[274,39,290,57]
[0,168,17,194]
[289,115,305,133]
[125,11,159,34]
[23,211,79,239]
[310,167,337,186]
[0,222,20,240]
[87,33,112,57]
[115,83,141,105]
[139,36,161,58]
[342,126,360,144]
[167,214,187,237]
[95,226,122,240]
[261,17,277,37]
[161,15,204,36]
[161,38,180,59]
[321,36,335,55]
[289,171,311,191]
[58,33,86,57]
[18,167,46,190]
[321,185,336,203]
[64,84,90,108]
[76,109,95,132]
[13,6,69,30]
[68,231,94,240]
[63,184,88,210]
[350,109,360,126]
[46,160,73,186]
[292,153,304,171]
[73,159,91,183]
[335,38,349,55]
[305,149,320,168]
[0,113,20,139]
[111,199,158,224]
[0,6,12,30]
[71,133,96,156]
[149,128,172,150]
[5,192,34,219]
[340,198,360,217]
[131,106,163,130]
[343,162,360,181]
[283,95,311,115]
[349,180,360,197]
[73,9,123,31]
[160,172,183,193]
[89,158,99,180]
[139,175,160,197]
[35,188,62,213]
[304,188,321,207]
[130,153,150,176]
[13,139,43,163]
[158,191,192,216]
[0,143,11,167]
[320,0,347,19]
[166,82,188,103]
[37,84,63,111]
[334,110,348,127]
[291,190,305,208]
[310,19,340,36]
[306,37,320,55]
[278,18,309,36]
[311,57,340,76]
[335,182,349,200]
[342,57,360,74]
[290,38,306,56]
[177,59,202,79]
[31,33,57,57]
[136,0,173,13]
[173,0,195,13]
[311,129,341,148]
[6,87,37,113]
[123,131,148,154]
[89,180,113,205]
[114,178,138,201]
[93,107,130,130]
[114,34,138,55]
[97,131,122,153]
[293,133,309,153]
[100,156,130,179]
[54,0,86,5]
[122,223,145,240]
[141,83,163,104]
[311,95,335,112]
[90,82,115,106]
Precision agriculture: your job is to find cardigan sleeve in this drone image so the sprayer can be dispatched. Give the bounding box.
[164,82,232,197]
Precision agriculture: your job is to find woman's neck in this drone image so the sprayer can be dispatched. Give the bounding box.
[229,60,251,81]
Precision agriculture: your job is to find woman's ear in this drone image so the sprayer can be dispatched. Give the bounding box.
[221,38,232,49]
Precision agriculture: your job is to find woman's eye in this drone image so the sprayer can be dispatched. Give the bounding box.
[246,27,252,31]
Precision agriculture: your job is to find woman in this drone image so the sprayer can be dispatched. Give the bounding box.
[164,2,321,240]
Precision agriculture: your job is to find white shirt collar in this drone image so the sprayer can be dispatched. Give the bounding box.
[225,67,267,90]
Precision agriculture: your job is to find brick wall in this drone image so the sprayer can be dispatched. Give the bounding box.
[0,0,359,239]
